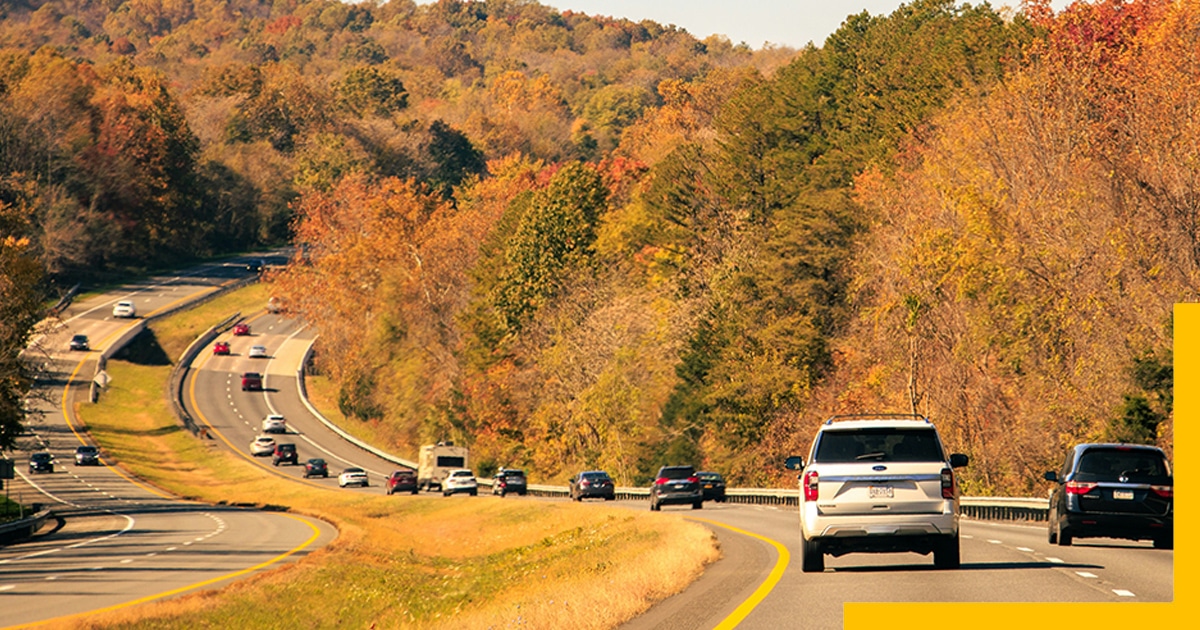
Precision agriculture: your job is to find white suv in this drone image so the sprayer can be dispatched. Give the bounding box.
[784,415,969,572]
[112,300,137,318]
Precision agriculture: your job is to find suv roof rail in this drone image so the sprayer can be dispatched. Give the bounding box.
[823,413,930,425]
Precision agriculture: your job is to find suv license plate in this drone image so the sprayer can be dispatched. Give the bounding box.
[1113,490,1134,500]
[869,485,894,499]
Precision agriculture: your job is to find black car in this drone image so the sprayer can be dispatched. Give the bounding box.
[1045,443,1172,549]
[492,468,528,497]
[272,443,298,466]
[69,334,90,351]
[569,470,615,501]
[29,452,54,474]
[75,445,100,466]
[649,465,702,511]
[303,458,329,478]
[697,471,727,502]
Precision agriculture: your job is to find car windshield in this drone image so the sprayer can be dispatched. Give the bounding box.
[32,453,51,461]
[78,446,97,453]
[309,459,326,466]
[814,428,945,463]
[72,335,87,341]
[1076,448,1170,482]
[451,471,472,477]
[659,467,694,479]
[582,472,610,481]
[698,472,722,481]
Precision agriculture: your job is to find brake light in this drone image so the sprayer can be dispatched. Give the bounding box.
[654,477,668,485]
[803,470,819,501]
[1065,481,1098,495]
[687,476,699,484]
[941,467,956,499]
[1151,485,1173,498]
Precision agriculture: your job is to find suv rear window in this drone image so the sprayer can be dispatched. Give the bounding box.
[1075,448,1169,482]
[814,428,945,463]
[658,466,695,479]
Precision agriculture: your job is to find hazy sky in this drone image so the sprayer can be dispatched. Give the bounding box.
[534,1,1070,50]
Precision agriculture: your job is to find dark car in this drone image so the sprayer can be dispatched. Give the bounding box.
[1045,443,1172,549]
[272,443,298,466]
[649,465,702,511]
[29,452,54,474]
[697,471,727,503]
[569,470,616,501]
[492,468,528,497]
[75,445,100,466]
[69,334,90,351]
[304,458,329,478]
[241,372,263,391]
[387,469,419,495]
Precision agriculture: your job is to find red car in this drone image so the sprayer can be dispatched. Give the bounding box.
[233,323,250,336]
[386,469,419,495]
[241,372,263,391]
[213,341,230,355]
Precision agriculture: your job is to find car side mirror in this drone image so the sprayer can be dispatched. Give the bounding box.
[949,453,969,468]
[784,456,804,470]
[1043,471,1059,483]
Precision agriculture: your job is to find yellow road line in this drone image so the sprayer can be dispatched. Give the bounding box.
[3,513,323,630]
[690,517,791,630]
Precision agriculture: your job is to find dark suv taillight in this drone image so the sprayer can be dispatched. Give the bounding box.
[803,470,819,501]
[654,477,668,485]
[687,476,699,484]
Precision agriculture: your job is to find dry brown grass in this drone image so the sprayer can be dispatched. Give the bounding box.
[54,284,719,629]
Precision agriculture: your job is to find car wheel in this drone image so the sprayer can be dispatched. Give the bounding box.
[801,534,824,573]
[443,491,451,497]
[1047,524,1058,545]
[604,495,614,501]
[386,487,393,495]
[650,498,660,511]
[470,489,477,496]
[411,488,418,495]
[692,500,703,510]
[1154,533,1174,550]
[934,533,961,569]
[1056,523,1073,546]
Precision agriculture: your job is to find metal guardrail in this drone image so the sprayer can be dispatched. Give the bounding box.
[0,507,52,544]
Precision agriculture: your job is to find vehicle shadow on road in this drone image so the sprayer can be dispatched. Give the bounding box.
[831,560,1104,572]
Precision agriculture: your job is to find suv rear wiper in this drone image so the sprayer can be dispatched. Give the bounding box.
[856,451,886,460]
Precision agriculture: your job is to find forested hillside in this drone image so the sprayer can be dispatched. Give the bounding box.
[2,0,1184,494]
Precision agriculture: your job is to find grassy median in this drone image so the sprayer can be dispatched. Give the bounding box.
[61,284,718,629]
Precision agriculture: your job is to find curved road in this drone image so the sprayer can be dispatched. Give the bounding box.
[1,260,335,629]
[182,310,1175,629]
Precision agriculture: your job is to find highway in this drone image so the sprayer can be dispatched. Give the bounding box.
[1,261,335,629]
[184,305,1174,628]
[3,261,1174,628]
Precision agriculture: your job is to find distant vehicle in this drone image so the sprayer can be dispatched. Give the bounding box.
[74,445,100,466]
[112,300,136,318]
[569,470,616,501]
[304,458,329,478]
[272,443,298,466]
[262,414,287,434]
[241,372,263,391]
[386,469,419,495]
[418,442,469,491]
[442,469,478,496]
[697,471,727,503]
[246,259,264,273]
[491,468,528,497]
[339,467,369,488]
[233,323,250,336]
[29,452,54,473]
[649,465,702,511]
[69,334,90,351]
[248,345,268,358]
[1045,443,1172,549]
[267,297,286,314]
[213,341,230,355]
[250,435,276,456]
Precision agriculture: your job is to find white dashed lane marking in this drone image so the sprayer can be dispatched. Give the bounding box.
[1113,589,1136,597]
[1076,572,1098,579]
[1046,557,1064,563]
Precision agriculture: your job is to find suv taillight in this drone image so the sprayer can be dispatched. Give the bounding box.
[803,470,819,501]
[940,467,955,499]
[687,476,699,484]
[1151,485,1172,498]
[654,477,668,485]
[1065,481,1098,495]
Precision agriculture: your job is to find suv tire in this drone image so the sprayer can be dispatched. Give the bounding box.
[1056,524,1073,546]
[801,534,824,573]
[934,534,961,569]
[1154,533,1173,550]
[692,500,703,510]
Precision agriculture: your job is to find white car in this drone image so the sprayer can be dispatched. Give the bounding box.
[442,468,478,496]
[248,345,268,358]
[262,414,287,434]
[112,300,137,318]
[784,415,969,572]
[338,467,369,488]
[250,435,276,456]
